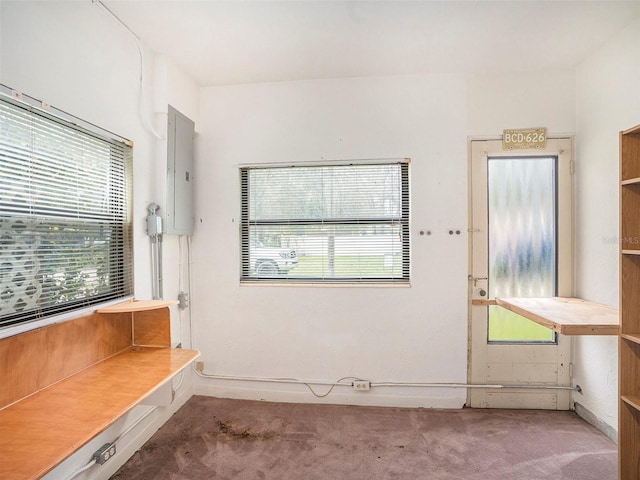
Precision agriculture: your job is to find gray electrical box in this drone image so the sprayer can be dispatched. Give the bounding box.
[166,105,195,235]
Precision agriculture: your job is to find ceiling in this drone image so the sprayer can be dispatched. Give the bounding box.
[102,1,640,87]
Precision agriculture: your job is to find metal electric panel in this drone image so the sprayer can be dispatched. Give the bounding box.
[166,105,195,235]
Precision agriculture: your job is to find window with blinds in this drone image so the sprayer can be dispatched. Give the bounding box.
[0,95,133,329]
[240,160,410,283]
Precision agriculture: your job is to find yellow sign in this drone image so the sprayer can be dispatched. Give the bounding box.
[503,128,547,150]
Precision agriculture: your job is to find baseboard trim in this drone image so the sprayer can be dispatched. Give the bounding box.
[194,380,467,409]
[574,402,618,443]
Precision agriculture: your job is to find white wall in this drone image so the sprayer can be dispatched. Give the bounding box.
[0,1,199,478]
[573,15,640,436]
[1,1,634,476]
[192,74,470,408]
[466,71,576,137]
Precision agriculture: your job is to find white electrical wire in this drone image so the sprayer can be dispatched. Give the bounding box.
[178,235,189,345]
[83,406,159,476]
[113,406,158,444]
[61,405,158,480]
[92,0,163,140]
[173,370,185,391]
[371,382,578,391]
[194,369,579,393]
[187,235,195,352]
[193,370,361,398]
[63,459,97,480]
[178,235,184,295]
[304,377,360,398]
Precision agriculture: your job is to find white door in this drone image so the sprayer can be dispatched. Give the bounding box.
[469,138,573,409]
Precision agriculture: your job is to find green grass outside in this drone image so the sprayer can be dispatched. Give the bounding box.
[292,254,403,277]
[488,305,554,342]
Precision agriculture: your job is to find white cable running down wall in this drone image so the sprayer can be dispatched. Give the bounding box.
[92,0,164,140]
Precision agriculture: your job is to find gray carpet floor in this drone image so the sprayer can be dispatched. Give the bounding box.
[111,395,617,480]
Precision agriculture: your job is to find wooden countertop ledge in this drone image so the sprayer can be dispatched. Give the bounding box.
[0,301,199,480]
[0,347,199,480]
[495,297,619,336]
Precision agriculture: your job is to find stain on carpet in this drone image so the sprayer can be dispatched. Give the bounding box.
[110,396,617,480]
[213,418,275,440]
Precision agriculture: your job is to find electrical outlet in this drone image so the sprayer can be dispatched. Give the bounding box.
[178,292,189,309]
[195,361,204,372]
[353,380,370,391]
[93,443,116,465]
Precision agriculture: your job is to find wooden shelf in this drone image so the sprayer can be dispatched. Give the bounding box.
[623,124,640,136]
[619,124,640,480]
[622,395,640,412]
[622,177,640,186]
[621,333,640,345]
[495,297,619,335]
[621,127,640,180]
[96,299,179,313]
[0,346,199,480]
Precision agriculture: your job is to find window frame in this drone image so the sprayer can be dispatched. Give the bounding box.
[0,91,133,332]
[239,159,410,285]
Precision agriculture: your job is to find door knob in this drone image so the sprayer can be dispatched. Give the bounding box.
[478,289,487,297]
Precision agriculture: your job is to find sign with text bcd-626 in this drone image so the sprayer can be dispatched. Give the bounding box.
[502,128,547,150]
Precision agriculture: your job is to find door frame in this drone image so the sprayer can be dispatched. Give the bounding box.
[467,136,575,409]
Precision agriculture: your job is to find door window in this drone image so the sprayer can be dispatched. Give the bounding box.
[487,156,557,343]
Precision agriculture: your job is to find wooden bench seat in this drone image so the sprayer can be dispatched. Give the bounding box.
[0,301,199,480]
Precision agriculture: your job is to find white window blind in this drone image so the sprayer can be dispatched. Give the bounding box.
[240,160,410,283]
[0,95,133,329]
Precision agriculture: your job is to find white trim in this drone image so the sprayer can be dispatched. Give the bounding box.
[239,281,411,288]
[0,84,133,146]
[467,134,575,143]
[239,157,410,169]
[0,296,134,340]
